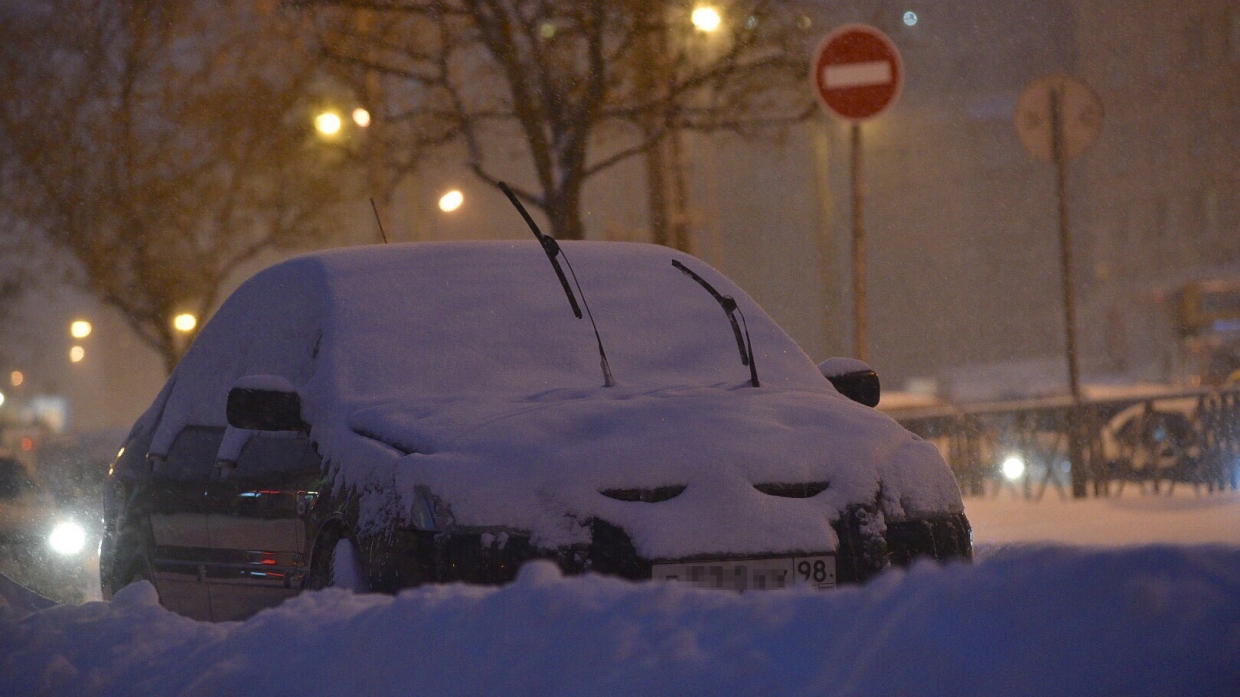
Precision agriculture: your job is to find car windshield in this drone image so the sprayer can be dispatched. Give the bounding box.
[315,244,826,399]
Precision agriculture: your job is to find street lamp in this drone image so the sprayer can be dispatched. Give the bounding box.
[352,108,371,128]
[691,6,722,32]
[438,190,464,213]
[173,313,197,333]
[69,346,85,363]
[70,320,92,339]
[314,111,343,137]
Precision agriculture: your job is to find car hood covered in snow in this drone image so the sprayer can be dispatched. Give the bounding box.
[350,385,960,559]
[139,241,963,558]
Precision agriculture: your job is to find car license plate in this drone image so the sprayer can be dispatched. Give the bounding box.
[652,555,835,591]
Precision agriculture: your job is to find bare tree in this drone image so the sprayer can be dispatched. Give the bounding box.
[0,0,356,374]
[298,1,818,244]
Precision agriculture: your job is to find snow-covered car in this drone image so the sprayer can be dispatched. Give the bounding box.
[0,456,92,602]
[100,240,970,621]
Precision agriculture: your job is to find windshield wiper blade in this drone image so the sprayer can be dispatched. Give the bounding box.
[672,259,759,387]
[499,182,615,387]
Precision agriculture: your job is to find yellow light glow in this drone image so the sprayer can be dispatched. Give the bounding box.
[352,108,371,128]
[438,189,464,213]
[10,371,23,387]
[70,320,92,339]
[69,346,85,363]
[314,112,343,136]
[691,6,722,32]
[0,391,5,408]
[173,313,197,333]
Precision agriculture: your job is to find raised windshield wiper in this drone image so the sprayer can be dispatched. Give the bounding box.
[499,181,615,388]
[672,259,759,387]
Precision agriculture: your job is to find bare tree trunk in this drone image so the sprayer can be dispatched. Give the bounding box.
[547,185,586,241]
[634,1,691,252]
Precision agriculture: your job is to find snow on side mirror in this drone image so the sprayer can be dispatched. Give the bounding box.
[226,375,307,432]
[817,358,881,408]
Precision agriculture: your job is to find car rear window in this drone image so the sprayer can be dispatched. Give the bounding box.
[0,459,37,499]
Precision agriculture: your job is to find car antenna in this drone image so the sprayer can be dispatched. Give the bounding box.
[370,198,389,244]
[498,181,615,388]
[671,259,759,387]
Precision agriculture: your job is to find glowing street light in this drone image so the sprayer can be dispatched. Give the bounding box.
[352,108,371,128]
[314,111,343,136]
[70,320,92,339]
[691,6,722,32]
[173,313,197,333]
[69,346,85,363]
[438,190,464,213]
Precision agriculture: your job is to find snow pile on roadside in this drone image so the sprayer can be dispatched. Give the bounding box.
[4,546,1238,696]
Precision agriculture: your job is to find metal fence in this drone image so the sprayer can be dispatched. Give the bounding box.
[892,387,1240,500]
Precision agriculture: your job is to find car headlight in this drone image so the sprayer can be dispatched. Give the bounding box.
[48,521,87,556]
[1001,454,1027,481]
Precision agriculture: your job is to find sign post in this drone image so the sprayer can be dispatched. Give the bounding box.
[812,24,903,363]
[1015,73,1103,497]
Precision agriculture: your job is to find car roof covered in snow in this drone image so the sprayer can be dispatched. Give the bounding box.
[152,241,827,447]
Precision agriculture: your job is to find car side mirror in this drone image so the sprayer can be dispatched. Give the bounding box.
[817,358,881,408]
[226,375,307,432]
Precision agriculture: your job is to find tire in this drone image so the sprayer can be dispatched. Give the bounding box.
[306,526,369,592]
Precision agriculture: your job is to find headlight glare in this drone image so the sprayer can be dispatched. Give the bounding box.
[1001,454,1026,481]
[49,521,87,556]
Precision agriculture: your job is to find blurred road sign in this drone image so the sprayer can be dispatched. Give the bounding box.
[811,24,903,121]
[1015,74,1103,162]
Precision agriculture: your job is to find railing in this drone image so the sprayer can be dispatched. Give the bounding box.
[891,387,1240,499]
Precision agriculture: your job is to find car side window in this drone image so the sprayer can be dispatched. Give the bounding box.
[155,426,226,481]
[234,433,321,477]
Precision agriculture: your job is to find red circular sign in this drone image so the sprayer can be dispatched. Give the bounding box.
[811,24,903,121]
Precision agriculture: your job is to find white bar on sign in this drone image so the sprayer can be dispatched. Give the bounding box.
[823,61,892,89]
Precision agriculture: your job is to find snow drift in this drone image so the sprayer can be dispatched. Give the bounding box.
[3,545,1237,696]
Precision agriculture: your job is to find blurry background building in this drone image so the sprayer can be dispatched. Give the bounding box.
[3,0,1238,433]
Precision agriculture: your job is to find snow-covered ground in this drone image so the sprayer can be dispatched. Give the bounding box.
[2,490,1238,696]
[968,488,1240,551]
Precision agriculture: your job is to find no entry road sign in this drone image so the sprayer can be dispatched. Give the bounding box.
[812,24,903,121]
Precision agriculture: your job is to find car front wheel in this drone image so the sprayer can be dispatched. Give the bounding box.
[306,526,369,592]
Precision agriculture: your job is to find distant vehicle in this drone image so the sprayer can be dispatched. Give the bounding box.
[1175,278,1240,385]
[0,456,91,602]
[101,240,969,621]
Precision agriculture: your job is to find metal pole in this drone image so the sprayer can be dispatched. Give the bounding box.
[1051,86,1087,498]
[851,122,867,362]
[811,120,839,358]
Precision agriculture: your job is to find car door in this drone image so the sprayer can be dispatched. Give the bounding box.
[204,430,322,621]
[148,425,223,620]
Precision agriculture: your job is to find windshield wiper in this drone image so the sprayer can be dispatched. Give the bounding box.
[671,259,759,387]
[499,182,615,388]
